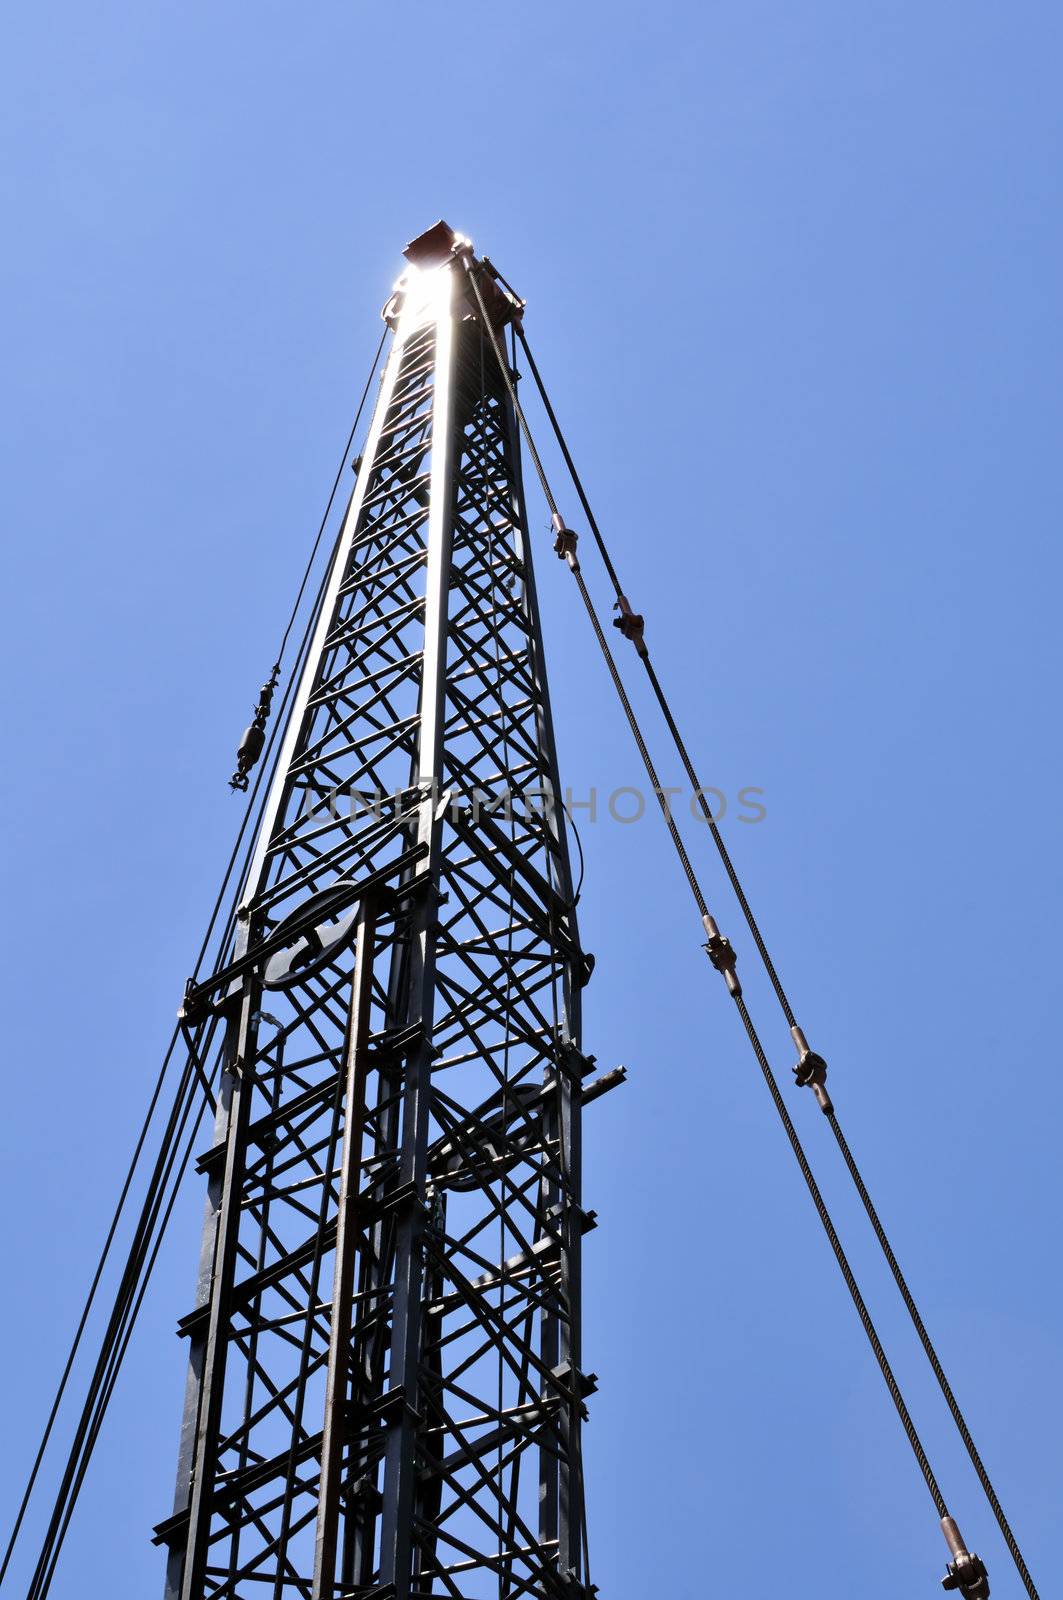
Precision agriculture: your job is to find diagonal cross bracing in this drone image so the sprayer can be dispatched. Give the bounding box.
[159,243,598,1600]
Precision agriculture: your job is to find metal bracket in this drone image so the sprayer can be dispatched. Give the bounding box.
[344,1476,384,1515]
[183,844,428,1014]
[581,1064,628,1104]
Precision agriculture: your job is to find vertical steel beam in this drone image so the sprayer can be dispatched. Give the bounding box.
[312,896,377,1598]
[376,256,456,1600]
[175,974,261,1600]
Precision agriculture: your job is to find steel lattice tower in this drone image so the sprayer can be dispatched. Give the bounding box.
[155,225,603,1600]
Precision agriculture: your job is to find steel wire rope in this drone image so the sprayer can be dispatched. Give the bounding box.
[565,549,949,1512]
[0,1035,176,1589]
[19,508,356,1597]
[275,326,387,668]
[459,263,710,917]
[23,1037,201,1599]
[513,324,796,1027]
[16,531,343,1598]
[228,326,388,791]
[512,316,1040,1600]
[7,335,387,1596]
[1,721,268,1587]
[460,252,967,1553]
[26,1068,208,1600]
[33,1101,204,1600]
[18,648,298,1598]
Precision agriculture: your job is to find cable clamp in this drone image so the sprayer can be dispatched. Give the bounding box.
[942,1556,990,1600]
[612,594,648,658]
[790,1025,833,1112]
[702,915,742,997]
[940,1517,990,1600]
[793,1052,827,1089]
[552,512,580,572]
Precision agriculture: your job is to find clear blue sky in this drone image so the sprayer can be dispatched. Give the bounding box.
[1,3,1060,1596]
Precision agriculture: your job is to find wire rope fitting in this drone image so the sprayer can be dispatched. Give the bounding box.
[790,1024,832,1113]
[230,663,280,792]
[702,914,741,997]
[552,512,580,571]
[480,256,527,322]
[940,1517,990,1600]
[612,594,648,658]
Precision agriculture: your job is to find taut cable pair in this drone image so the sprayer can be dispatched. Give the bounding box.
[1,338,387,1598]
[464,250,1033,1600]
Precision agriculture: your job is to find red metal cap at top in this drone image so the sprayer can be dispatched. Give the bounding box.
[404,220,462,269]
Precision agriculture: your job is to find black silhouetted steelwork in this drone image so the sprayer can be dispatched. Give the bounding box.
[156,227,600,1600]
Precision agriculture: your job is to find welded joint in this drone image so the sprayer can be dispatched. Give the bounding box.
[702,914,741,997]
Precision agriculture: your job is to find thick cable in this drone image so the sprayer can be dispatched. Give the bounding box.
[0,650,288,1586]
[463,261,708,914]
[23,1050,199,1598]
[511,327,624,596]
[276,327,386,665]
[0,1033,176,1588]
[461,260,561,525]
[229,328,386,793]
[463,252,974,1543]
[33,1102,204,1600]
[570,566,708,917]
[6,383,362,1595]
[515,324,798,1029]
[515,316,1043,1597]
[567,549,946,1515]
